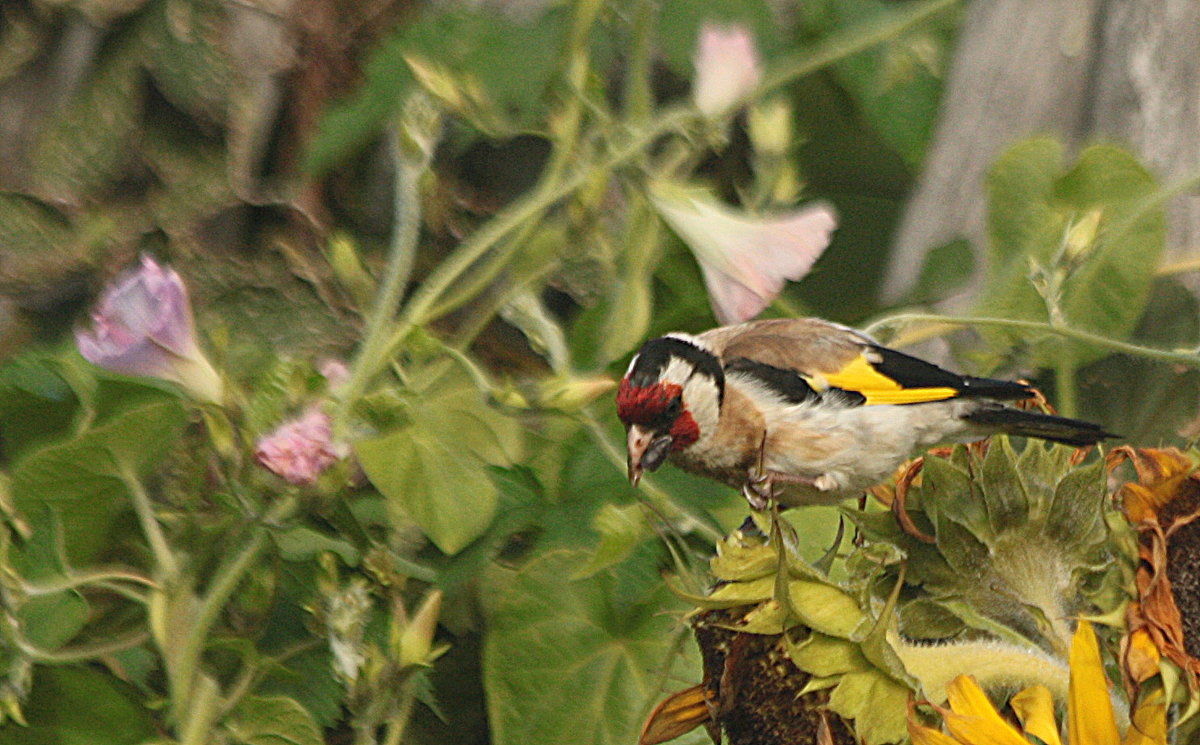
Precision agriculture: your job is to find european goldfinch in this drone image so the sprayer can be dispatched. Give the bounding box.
[616,318,1113,508]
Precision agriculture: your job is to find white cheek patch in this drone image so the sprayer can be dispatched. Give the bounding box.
[659,357,697,386]
[682,374,721,435]
[625,353,641,377]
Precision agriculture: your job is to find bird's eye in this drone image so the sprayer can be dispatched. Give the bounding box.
[665,397,682,419]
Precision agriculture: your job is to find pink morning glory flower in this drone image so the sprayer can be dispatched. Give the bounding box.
[255,408,348,486]
[651,185,838,324]
[692,23,763,118]
[75,256,222,403]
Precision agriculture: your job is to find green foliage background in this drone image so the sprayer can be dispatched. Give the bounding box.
[0,1,1196,744]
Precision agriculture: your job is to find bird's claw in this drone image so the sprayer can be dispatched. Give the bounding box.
[742,474,773,511]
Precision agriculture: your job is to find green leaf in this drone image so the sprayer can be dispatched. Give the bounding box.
[0,355,79,463]
[982,137,1064,306]
[896,598,966,641]
[356,370,522,555]
[227,695,323,745]
[307,6,569,174]
[0,666,155,745]
[827,0,955,167]
[482,550,698,745]
[904,239,975,305]
[357,425,498,556]
[977,139,1164,366]
[9,381,187,562]
[826,669,910,745]
[18,592,88,651]
[573,503,650,579]
[426,466,548,631]
[787,633,870,677]
[1077,278,1200,443]
[699,575,775,607]
[255,648,344,730]
[1053,146,1164,364]
[709,535,777,582]
[980,436,1027,531]
[11,510,89,651]
[786,579,866,639]
[1045,457,1107,550]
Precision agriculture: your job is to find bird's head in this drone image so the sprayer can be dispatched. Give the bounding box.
[616,334,724,485]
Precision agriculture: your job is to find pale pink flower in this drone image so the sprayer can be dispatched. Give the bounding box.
[651,186,837,324]
[75,255,222,403]
[692,23,762,118]
[255,408,349,486]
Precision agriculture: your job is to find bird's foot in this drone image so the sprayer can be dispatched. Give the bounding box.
[742,476,773,511]
[742,470,825,510]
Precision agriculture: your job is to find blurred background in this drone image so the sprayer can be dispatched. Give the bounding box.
[0,1,1198,743]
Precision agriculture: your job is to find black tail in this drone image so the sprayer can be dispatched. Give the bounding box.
[963,407,1116,447]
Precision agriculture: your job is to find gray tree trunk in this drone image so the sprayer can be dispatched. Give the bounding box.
[884,0,1200,302]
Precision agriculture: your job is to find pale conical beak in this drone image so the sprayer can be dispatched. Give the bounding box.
[626,425,673,486]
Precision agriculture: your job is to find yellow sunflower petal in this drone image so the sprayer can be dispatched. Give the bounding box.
[1123,626,1162,685]
[908,720,966,745]
[943,675,1031,745]
[1068,621,1120,745]
[1123,688,1167,745]
[1010,685,1063,745]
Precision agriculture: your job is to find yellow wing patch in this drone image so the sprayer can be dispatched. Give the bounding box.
[820,355,960,406]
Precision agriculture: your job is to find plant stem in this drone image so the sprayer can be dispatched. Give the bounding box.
[120,464,179,580]
[338,129,430,431]
[382,686,417,745]
[339,0,966,417]
[169,495,299,737]
[179,673,222,745]
[1055,359,1078,417]
[12,629,150,663]
[759,0,962,97]
[895,637,1068,705]
[23,566,156,596]
[622,0,656,125]
[864,313,1200,367]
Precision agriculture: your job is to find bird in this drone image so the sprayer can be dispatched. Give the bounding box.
[616,318,1114,509]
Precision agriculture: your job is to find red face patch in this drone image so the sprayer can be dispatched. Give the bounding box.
[668,410,699,450]
[616,380,682,426]
[616,379,701,450]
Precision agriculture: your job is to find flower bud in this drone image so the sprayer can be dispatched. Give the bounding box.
[748,98,793,158]
[537,374,615,412]
[692,23,762,118]
[398,589,444,669]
